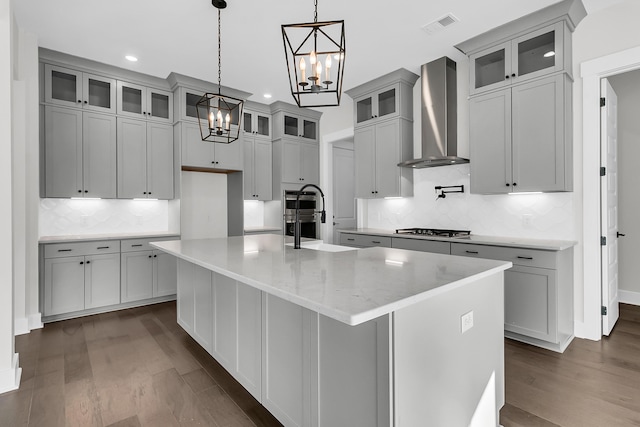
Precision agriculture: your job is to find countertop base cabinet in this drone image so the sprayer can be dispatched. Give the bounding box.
[175,256,505,426]
[121,250,177,303]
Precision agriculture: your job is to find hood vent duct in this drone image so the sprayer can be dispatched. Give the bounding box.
[398,56,469,169]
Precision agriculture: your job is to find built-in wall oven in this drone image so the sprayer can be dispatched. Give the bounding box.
[283,190,320,239]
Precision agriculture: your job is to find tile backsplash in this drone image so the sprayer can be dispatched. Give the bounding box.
[365,164,575,240]
[39,198,170,237]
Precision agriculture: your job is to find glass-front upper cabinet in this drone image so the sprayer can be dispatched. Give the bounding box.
[44,64,116,113]
[283,114,317,141]
[183,89,240,129]
[117,81,173,123]
[355,84,399,126]
[470,22,564,95]
[243,110,271,139]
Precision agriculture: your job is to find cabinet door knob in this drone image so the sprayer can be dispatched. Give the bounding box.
[77,100,82,103]
[84,100,88,104]
[84,190,88,193]
[86,260,91,264]
[513,183,517,186]
[148,192,151,195]
[505,75,510,79]
[154,254,157,258]
[143,192,147,194]
[80,261,84,265]
[148,255,152,258]
[505,183,510,187]
[511,73,516,77]
[78,190,82,193]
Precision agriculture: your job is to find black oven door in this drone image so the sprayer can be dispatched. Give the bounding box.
[284,221,317,239]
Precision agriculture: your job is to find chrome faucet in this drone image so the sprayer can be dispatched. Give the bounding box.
[294,184,326,249]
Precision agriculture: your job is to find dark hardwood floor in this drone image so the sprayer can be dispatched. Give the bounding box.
[1,302,640,426]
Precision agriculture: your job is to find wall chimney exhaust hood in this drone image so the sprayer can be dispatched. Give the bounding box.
[398,57,468,168]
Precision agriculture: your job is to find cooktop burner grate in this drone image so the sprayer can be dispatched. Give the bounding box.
[394,228,471,238]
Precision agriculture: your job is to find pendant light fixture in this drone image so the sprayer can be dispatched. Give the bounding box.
[282,0,346,108]
[196,0,243,143]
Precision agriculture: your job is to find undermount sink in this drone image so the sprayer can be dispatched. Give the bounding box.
[286,241,358,252]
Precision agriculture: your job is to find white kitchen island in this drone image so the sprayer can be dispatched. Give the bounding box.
[152,234,512,427]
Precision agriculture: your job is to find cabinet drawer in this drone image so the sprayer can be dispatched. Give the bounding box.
[392,238,450,254]
[44,240,120,258]
[451,243,556,269]
[340,233,391,248]
[121,236,179,252]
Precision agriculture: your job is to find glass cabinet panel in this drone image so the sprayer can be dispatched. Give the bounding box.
[185,92,208,120]
[378,88,396,117]
[51,70,78,103]
[302,120,316,140]
[243,112,253,133]
[356,97,373,123]
[87,78,112,109]
[474,49,506,90]
[284,115,299,137]
[121,86,143,114]
[517,30,555,77]
[150,92,170,120]
[257,115,270,136]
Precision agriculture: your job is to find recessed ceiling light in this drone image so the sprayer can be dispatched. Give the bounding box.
[543,51,555,58]
[125,55,138,62]
[263,93,272,99]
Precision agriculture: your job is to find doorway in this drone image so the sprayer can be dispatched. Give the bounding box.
[331,144,356,243]
[581,46,640,340]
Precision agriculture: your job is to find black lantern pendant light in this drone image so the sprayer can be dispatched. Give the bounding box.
[282,0,346,108]
[196,0,243,143]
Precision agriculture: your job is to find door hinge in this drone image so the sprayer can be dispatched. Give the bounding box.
[600,97,606,107]
[600,166,606,176]
[601,236,607,246]
[602,306,608,316]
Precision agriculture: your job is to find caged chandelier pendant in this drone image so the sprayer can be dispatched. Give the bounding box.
[196,0,244,144]
[281,0,346,108]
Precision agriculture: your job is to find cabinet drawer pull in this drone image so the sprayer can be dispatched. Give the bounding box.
[58,249,72,252]
[347,238,355,241]
[131,244,143,247]
[97,246,110,249]
[517,256,533,260]
[465,250,479,254]
[372,240,381,244]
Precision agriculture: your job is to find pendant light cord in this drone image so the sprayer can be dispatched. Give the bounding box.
[218,8,222,94]
[314,0,317,23]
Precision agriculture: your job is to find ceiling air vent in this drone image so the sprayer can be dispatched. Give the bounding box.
[421,13,459,35]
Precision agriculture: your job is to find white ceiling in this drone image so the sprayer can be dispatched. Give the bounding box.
[12,0,616,104]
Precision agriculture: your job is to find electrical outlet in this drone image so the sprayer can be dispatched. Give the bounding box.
[461,311,474,334]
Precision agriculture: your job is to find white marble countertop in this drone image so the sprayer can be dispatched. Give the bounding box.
[339,228,576,251]
[39,231,180,244]
[243,226,282,233]
[151,235,511,326]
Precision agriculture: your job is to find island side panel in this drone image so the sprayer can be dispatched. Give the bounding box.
[393,272,505,427]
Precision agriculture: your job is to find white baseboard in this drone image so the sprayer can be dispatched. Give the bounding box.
[14,318,29,336]
[0,354,22,395]
[14,313,43,336]
[619,290,640,306]
[28,313,43,331]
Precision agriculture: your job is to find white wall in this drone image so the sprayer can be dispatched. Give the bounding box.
[180,171,227,239]
[608,70,640,302]
[0,0,20,394]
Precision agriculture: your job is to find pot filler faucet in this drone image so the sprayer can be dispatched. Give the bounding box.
[294,184,326,249]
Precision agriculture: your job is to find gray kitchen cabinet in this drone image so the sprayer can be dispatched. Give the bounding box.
[43,240,121,316]
[391,238,450,254]
[468,22,566,95]
[340,233,392,248]
[44,64,117,114]
[243,104,273,201]
[346,69,417,199]
[271,101,319,143]
[176,259,214,353]
[181,121,244,171]
[117,118,174,199]
[451,242,573,352]
[271,139,320,199]
[117,80,173,123]
[121,239,178,303]
[470,73,572,194]
[44,106,117,198]
[176,86,242,127]
[243,138,272,201]
[120,251,154,302]
[354,119,413,198]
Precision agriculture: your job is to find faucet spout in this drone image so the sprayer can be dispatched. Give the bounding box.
[294,184,326,249]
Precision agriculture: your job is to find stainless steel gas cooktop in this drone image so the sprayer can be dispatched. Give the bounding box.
[394,228,471,238]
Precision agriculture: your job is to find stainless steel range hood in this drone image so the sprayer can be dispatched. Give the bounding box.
[398,57,469,168]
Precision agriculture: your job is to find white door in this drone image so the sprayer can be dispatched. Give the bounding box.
[601,78,620,336]
[332,146,356,243]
